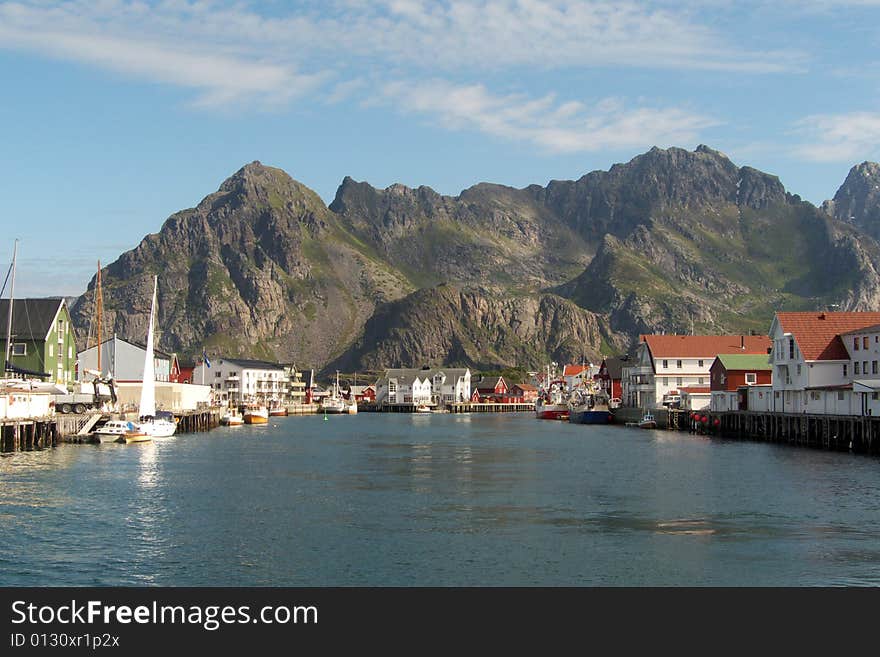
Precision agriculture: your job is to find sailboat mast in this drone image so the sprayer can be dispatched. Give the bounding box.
[4,239,18,368]
[96,261,103,374]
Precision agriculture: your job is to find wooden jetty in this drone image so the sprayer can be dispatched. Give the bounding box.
[1,417,57,452]
[688,410,880,455]
[360,402,533,413]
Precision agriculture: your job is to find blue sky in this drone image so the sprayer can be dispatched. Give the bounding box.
[2,0,880,297]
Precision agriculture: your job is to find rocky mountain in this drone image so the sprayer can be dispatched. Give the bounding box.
[552,147,880,336]
[823,161,880,239]
[71,162,413,368]
[72,148,880,374]
[325,284,618,372]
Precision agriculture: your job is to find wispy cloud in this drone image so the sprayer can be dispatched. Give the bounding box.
[0,0,800,149]
[382,80,719,152]
[792,112,880,162]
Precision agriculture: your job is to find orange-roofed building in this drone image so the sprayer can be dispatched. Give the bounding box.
[621,333,771,409]
[769,311,880,414]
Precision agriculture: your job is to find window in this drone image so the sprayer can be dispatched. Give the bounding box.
[811,391,821,401]
[11,343,25,356]
[389,380,397,393]
[68,346,72,359]
[698,359,704,367]
[662,360,668,369]
[698,377,704,385]
[676,360,682,369]
[49,344,54,357]
[855,337,860,351]
[662,377,668,386]
[789,338,795,359]
[215,371,221,378]
[864,337,870,349]
[745,373,757,384]
[797,364,802,377]
[874,361,878,375]
[676,377,682,387]
[843,364,848,377]
[855,362,860,375]
[873,393,879,401]
[838,391,845,401]
[864,361,869,375]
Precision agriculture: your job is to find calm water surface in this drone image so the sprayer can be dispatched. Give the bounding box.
[2,413,880,586]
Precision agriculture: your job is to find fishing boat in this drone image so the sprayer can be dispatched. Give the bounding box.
[220,408,244,426]
[568,384,614,425]
[320,371,348,414]
[535,378,570,420]
[243,405,269,424]
[135,277,176,439]
[268,403,287,417]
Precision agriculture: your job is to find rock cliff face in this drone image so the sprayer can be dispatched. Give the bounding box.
[823,161,880,239]
[325,285,618,372]
[72,149,880,373]
[71,162,412,368]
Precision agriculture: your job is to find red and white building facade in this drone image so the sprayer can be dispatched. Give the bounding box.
[621,334,772,409]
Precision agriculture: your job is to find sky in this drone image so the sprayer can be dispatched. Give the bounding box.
[2,0,880,297]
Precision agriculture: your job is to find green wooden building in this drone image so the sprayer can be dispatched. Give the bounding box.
[0,298,77,386]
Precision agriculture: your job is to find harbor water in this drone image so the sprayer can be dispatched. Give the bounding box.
[2,413,880,586]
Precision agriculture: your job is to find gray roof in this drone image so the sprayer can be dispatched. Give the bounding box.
[383,367,469,383]
[221,357,286,371]
[0,298,64,341]
[601,356,630,379]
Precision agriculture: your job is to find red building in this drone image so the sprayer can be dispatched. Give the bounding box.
[349,385,376,402]
[709,354,773,391]
[510,383,538,402]
[471,375,513,402]
[174,365,195,384]
[594,357,626,400]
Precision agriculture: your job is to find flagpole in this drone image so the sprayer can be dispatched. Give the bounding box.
[202,347,205,386]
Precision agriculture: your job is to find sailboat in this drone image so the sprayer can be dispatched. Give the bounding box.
[133,276,176,439]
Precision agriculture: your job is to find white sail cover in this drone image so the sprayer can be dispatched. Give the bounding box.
[139,277,157,418]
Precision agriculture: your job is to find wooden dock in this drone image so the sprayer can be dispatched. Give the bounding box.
[360,402,534,413]
[1,418,57,452]
[689,410,880,455]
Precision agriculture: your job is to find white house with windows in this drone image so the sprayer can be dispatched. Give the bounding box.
[376,368,471,405]
[768,311,880,415]
[192,357,288,406]
[621,334,771,409]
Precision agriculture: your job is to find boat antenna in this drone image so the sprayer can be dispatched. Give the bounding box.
[4,240,18,369]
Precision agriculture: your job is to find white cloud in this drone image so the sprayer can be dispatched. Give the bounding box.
[0,0,792,148]
[382,80,719,152]
[792,112,880,162]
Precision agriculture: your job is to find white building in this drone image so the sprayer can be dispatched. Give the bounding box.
[376,368,471,405]
[621,334,771,409]
[115,381,211,412]
[78,335,176,382]
[768,311,880,415]
[192,357,288,406]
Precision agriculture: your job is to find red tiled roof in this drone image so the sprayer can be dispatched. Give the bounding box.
[640,334,771,358]
[563,364,588,376]
[512,383,537,391]
[776,312,880,360]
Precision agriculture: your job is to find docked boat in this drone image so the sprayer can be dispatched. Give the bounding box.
[346,398,358,415]
[568,385,614,425]
[626,412,658,429]
[535,378,570,420]
[320,371,349,414]
[135,277,176,440]
[415,404,433,413]
[220,409,244,426]
[92,420,150,443]
[637,413,657,429]
[268,404,287,417]
[243,406,269,424]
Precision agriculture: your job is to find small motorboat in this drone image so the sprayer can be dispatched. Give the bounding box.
[243,406,269,424]
[415,404,433,413]
[637,413,657,429]
[93,419,151,443]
